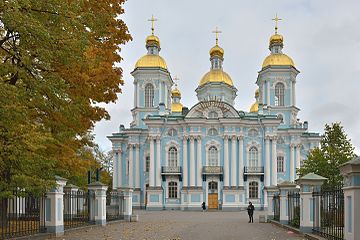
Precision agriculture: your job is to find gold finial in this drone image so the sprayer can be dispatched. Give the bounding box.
[173,75,180,87]
[148,14,158,35]
[212,27,222,45]
[272,13,282,34]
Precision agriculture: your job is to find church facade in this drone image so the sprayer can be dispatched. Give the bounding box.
[108,18,320,211]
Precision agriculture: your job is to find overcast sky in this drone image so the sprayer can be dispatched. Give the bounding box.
[93,0,360,154]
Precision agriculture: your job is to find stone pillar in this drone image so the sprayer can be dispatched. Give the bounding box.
[159,81,163,104]
[290,144,295,182]
[183,136,188,187]
[267,81,270,105]
[149,137,155,187]
[137,82,140,108]
[340,157,360,240]
[189,136,195,187]
[196,136,202,187]
[45,176,67,236]
[231,136,237,187]
[121,188,133,221]
[296,144,301,179]
[224,135,229,187]
[156,137,161,187]
[290,81,293,106]
[134,82,137,107]
[296,173,327,233]
[135,144,140,189]
[238,136,244,187]
[128,144,133,188]
[265,136,270,187]
[88,182,108,226]
[112,150,118,189]
[277,181,297,225]
[292,81,296,106]
[265,186,279,219]
[272,136,278,186]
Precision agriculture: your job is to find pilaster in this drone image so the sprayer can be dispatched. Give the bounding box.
[196,136,202,187]
[88,181,108,226]
[265,136,271,187]
[272,136,278,186]
[231,136,237,187]
[223,135,229,187]
[183,136,188,187]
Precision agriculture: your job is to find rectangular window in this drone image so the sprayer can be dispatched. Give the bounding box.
[249,181,258,199]
[145,156,150,172]
[168,182,178,199]
[277,156,284,173]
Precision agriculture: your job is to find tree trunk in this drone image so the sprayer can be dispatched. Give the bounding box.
[0,198,9,230]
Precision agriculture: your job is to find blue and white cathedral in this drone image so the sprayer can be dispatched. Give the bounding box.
[108,19,321,211]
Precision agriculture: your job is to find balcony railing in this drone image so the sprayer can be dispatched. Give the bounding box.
[244,166,264,174]
[161,166,182,175]
[202,166,223,175]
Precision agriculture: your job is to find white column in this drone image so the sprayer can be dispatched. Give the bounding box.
[224,136,229,187]
[128,144,133,188]
[136,82,140,107]
[197,136,202,187]
[272,137,278,186]
[183,136,188,187]
[113,150,118,189]
[238,136,244,186]
[262,83,266,104]
[290,81,293,106]
[267,81,270,105]
[189,137,195,187]
[159,81,163,104]
[296,144,301,179]
[292,81,296,106]
[135,144,140,189]
[290,144,295,182]
[134,82,137,108]
[118,150,123,187]
[164,84,168,107]
[156,137,161,187]
[149,137,155,187]
[231,136,236,187]
[265,136,270,186]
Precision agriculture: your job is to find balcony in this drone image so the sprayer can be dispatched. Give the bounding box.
[161,166,182,175]
[202,166,223,175]
[243,166,264,175]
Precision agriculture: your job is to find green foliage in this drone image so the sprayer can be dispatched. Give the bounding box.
[298,122,356,188]
[0,0,131,196]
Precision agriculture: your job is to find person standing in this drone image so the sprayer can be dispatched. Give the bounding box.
[201,202,206,212]
[247,202,254,223]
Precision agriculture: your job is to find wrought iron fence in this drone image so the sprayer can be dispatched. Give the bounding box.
[273,194,280,221]
[288,191,300,228]
[0,191,46,240]
[63,190,92,229]
[312,187,344,240]
[106,191,123,221]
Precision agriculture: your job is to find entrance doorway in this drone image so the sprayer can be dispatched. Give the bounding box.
[208,181,218,209]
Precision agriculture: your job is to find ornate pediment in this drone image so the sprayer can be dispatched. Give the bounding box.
[185,100,240,119]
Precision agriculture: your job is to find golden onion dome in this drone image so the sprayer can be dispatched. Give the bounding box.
[269,33,283,46]
[135,55,167,69]
[249,102,258,113]
[209,44,224,58]
[262,53,295,68]
[171,102,183,113]
[199,70,234,87]
[171,87,181,98]
[146,34,160,48]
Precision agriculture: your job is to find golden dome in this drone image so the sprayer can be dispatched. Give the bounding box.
[199,70,234,87]
[269,33,283,46]
[209,44,224,58]
[250,102,258,113]
[255,88,259,97]
[171,102,183,113]
[171,87,181,97]
[262,54,295,68]
[135,55,167,69]
[146,34,160,48]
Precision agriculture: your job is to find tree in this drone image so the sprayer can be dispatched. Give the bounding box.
[0,0,131,196]
[298,122,356,188]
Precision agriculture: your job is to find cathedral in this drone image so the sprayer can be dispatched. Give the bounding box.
[108,16,321,211]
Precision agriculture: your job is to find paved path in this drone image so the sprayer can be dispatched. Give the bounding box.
[54,210,305,240]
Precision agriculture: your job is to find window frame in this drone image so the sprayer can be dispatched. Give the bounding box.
[168,146,178,167]
[275,82,285,106]
[168,181,178,199]
[249,181,259,199]
[145,83,154,107]
[208,146,219,166]
[249,147,258,167]
[277,156,285,173]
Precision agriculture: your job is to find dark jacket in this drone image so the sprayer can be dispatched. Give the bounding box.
[247,204,254,215]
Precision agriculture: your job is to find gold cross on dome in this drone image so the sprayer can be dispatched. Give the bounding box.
[212,27,222,45]
[148,14,158,35]
[173,75,180,86]
[272,14,282,34]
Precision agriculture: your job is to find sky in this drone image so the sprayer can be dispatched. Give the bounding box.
[93,0,360,154]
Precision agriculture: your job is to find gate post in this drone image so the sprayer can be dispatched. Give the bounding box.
[277,181,297,225]
[265,186,279,220]
[88,181,108,226]
[122,188,133,221]
[45,176,67,236]
[296,173,327,233]
[340,157,360,240]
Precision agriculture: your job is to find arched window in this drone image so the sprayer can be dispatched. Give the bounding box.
[208,111,218,118]
[249,147,258,167]
[168,181,178,199]
[249,181,258,199]
[145,84,154,107]
[168,147,177,167]
[277,156,284,173]
[275,83,285,106]
[208,128,218,136]
[208,146,218,166]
